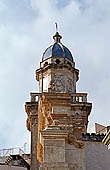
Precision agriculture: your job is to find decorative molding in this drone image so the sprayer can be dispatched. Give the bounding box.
[25,102,38,131]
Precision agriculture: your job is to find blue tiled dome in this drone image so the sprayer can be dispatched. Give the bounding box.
[42,32,73,62]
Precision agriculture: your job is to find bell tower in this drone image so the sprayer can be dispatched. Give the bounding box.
[25,28,92,170]
[36,31,78,94]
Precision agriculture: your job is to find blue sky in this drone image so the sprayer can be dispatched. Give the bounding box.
[0,0,110,151]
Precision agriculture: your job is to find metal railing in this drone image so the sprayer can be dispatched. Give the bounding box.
[0,147,27,157]
[0,147,29,163]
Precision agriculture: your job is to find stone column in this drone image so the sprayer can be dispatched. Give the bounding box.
[25,102,39,170]
[31,112,39,170]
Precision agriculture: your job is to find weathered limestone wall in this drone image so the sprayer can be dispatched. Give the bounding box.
[43,139,66,162]
[65,141,110,170]
[84,141,110,170]
[39,139,110,170]
[66,144,85,170]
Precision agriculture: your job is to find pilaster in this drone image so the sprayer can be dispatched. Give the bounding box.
[25,102,39,170]
[40,126,69,170]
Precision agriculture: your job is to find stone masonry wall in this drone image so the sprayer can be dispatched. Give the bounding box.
[84,141,110,170]
[65,141,110,170]
[66,144,85,170]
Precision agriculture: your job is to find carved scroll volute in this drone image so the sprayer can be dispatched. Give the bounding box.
[42,99,53,126]
[37,97,45,163]
[68,134,84,149]
[25,104,32,131]
[25,103,38,131]
[37,97,54,163]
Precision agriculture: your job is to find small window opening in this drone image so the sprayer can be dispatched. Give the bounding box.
[67,61,72,66]
[55,59,61,64]
[44,62,48,66]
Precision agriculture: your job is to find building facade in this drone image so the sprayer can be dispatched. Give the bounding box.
[25,30,110,170]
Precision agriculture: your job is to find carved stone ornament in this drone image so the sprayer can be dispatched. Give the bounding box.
[59,124,84,149]
[54,75,65,92]
[66,76,73,92]
[68,134,84,149]
[25,103,38,131]
[37,97,54,163]
[26,117,31,131]
[49,80,55,90]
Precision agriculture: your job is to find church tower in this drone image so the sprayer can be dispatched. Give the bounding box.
[37,31,77,94]
[25,27,92,170]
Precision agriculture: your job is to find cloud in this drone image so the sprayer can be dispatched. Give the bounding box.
[0,0,110,149]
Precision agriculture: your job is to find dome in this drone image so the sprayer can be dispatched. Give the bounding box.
[42,32,73,62]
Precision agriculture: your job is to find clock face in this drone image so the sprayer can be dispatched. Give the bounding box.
[54,75,65,92]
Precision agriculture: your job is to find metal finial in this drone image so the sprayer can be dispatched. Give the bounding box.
[55,22,58,32]
[53,23,62,42]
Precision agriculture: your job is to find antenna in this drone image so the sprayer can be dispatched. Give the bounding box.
[55,22,58,32]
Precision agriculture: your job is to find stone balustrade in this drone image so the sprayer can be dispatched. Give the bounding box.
[71,93,87,103]
[30,92,88,103]
[30,93,41,102]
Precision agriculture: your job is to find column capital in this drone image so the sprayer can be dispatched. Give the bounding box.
[25,102,38,131]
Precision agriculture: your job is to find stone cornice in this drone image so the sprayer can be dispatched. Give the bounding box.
[36,63,79,81]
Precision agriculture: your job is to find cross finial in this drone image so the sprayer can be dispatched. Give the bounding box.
[55,22,58,32]
[53,23,62,42]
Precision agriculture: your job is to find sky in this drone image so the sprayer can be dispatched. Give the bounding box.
[0,0,110,152]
